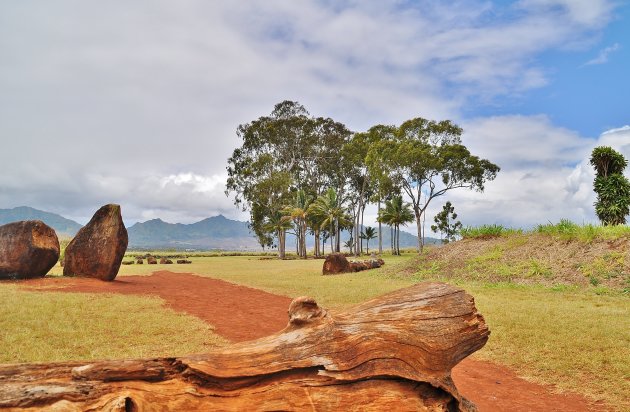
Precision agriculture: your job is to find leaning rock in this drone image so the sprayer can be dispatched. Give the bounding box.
[0,220,60,279]
[322,253,350,275]
[63,204,128,281]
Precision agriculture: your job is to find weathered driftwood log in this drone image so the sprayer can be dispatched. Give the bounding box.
[0,282,489,411]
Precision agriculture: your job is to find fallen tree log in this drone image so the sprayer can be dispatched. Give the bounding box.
[0,282,489,411]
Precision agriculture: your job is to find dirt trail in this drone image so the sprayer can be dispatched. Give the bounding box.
[21,271,606,412]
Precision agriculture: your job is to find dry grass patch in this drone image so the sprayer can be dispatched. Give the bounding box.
[0,284,227,363]
[467,283,629,409]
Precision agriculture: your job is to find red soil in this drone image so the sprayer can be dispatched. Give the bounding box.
[21,271,606,412]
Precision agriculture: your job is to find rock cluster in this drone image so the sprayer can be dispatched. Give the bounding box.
[322,253,385,275]
[63,204,128,281]
[0,220,60,279]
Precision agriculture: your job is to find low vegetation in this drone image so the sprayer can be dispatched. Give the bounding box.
[0,285,227,363]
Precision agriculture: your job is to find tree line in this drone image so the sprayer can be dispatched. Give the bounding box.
[226,101,500,258]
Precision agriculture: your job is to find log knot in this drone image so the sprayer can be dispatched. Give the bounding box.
[287,296,327,326]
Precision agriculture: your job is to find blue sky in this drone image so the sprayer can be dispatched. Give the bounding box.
[464,4,629,137]
[0,0,628,230]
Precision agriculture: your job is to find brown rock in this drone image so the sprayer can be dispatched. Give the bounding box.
[159,258,173,264]
[135,259,143,265]
[322,253,350,275]
[121,261,134,265]
[63,204,128,281]
[0,220,60,279]
[147,257,157,265]
[176,259,192,264]
[349,261,369,272]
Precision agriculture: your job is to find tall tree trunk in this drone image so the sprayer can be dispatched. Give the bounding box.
[0,283,489,411]
[378,199,383,254]
[330,222,334,254]
[390,226,394,254]
[354,207,360,256]
[314,229,320,257]
[397,224,401,255]
[415,208,423,254]
[300,221,307,259]
[278,229,286,260]
[360,203,366,255]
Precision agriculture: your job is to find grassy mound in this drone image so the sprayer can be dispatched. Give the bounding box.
[411,225,629,291]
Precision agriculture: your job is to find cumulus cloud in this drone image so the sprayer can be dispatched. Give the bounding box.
[0,1,620,225]
[418,120,630,230]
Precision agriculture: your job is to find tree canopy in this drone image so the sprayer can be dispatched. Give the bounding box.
[227,102,499,257]
[590,146,630,226]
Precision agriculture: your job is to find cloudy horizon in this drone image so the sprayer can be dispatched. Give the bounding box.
[1,1,628,232]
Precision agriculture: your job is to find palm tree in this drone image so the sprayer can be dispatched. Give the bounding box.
[378,195,414,255]
[360,226,377,255]
[344,237,354,253]
[262,211,294,259]
[282,189,311,258]
[308,188,351,253]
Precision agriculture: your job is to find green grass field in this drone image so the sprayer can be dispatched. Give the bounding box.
[3,249,629,410]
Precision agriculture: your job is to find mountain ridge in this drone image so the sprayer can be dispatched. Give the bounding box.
[0,206,436,251]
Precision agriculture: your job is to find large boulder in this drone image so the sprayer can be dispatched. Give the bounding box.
[322,253,350,275]
[63,204,128,281]
[0,220,60,279]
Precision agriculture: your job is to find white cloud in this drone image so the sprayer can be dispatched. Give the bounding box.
[412,119,630,230]
[584,43,621,65]
[0,1,621,226]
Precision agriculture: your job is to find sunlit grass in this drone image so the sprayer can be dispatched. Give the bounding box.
[118,254,416,309]
[0,284,227,363]
[463,282,629,408]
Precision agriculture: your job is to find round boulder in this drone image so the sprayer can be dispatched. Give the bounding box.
[63,204,128,281]
[0,220,60,279]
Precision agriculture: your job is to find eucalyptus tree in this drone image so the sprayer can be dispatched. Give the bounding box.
[368,118,499,253]
[343,125,394,255]
[378,195,414,255]
[282,189,312,258]
[226,101,350,258]
[590,146,630,225]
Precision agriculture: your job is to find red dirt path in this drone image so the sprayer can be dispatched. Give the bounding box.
[21,271,607,412]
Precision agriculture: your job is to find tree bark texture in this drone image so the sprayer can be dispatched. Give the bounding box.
[0,282,489,411]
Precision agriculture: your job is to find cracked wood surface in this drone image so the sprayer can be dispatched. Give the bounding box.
[0,282,489,411]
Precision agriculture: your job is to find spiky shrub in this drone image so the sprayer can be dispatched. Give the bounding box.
[590,146,630,226]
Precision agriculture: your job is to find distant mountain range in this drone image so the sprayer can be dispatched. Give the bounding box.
[127,216,260,250]
[0,206,83,237]
[0,206,438,250]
